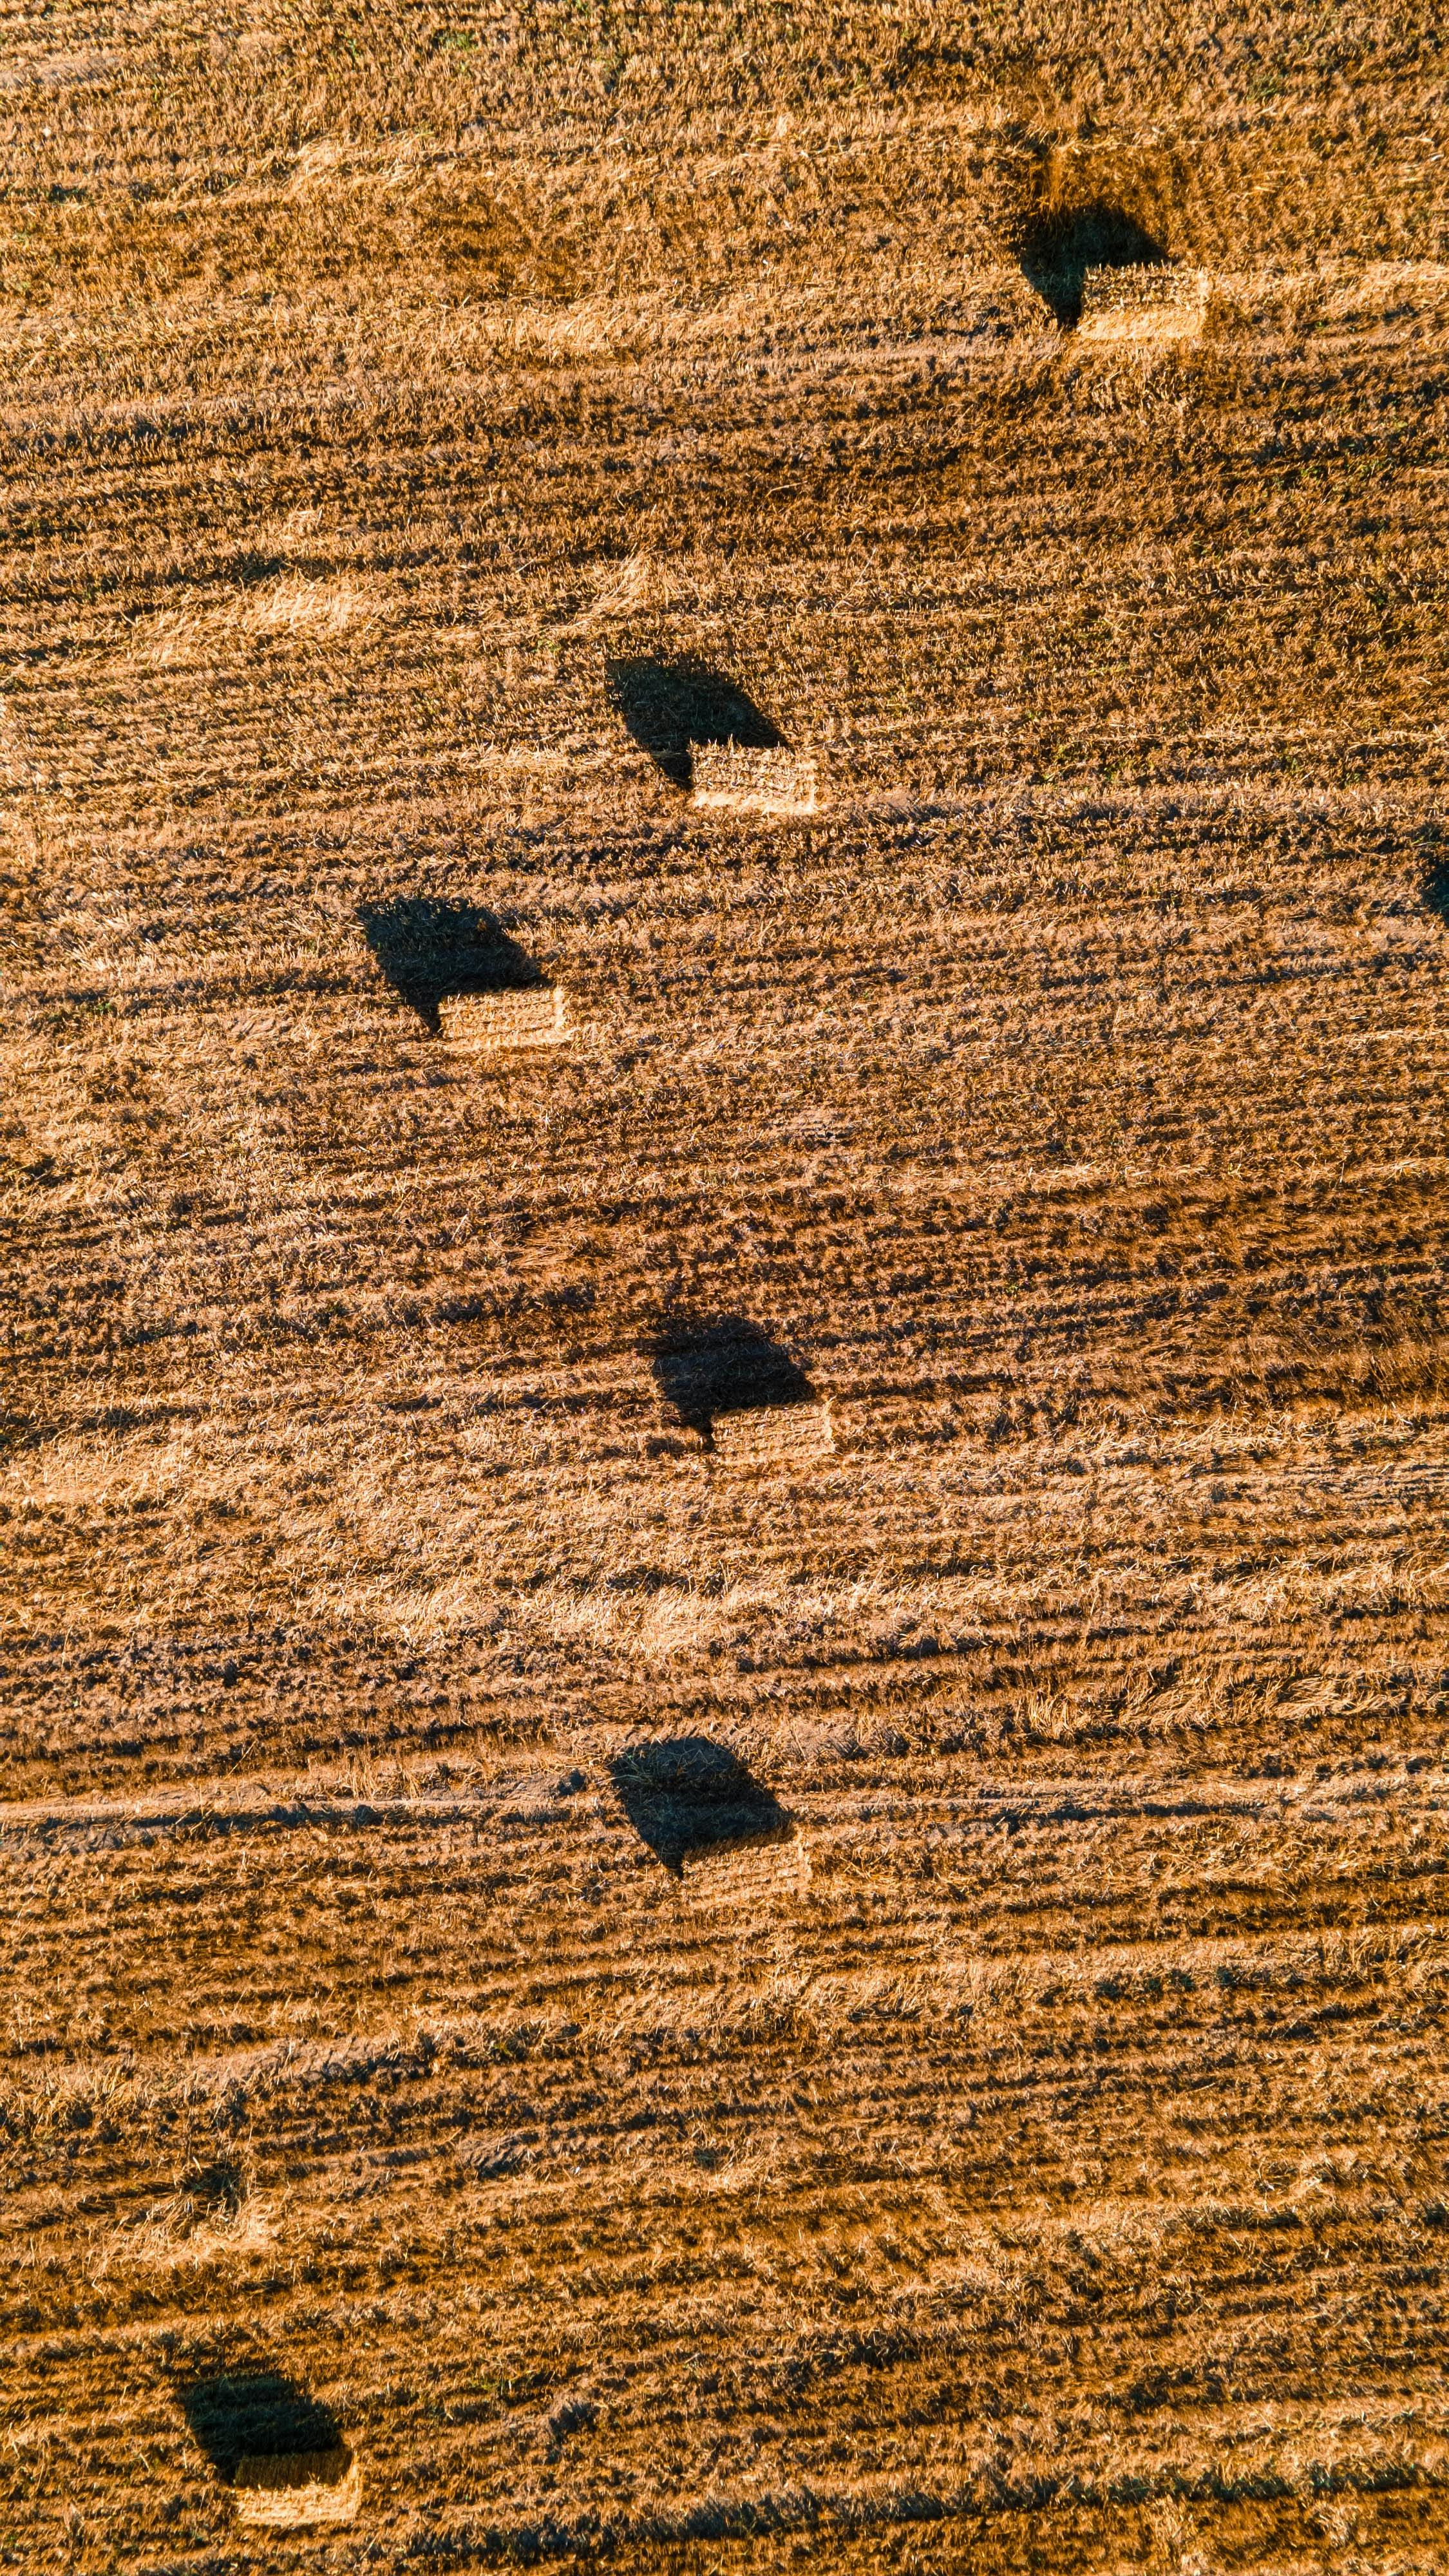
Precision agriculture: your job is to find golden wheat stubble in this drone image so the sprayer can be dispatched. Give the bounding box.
[3,11,1449,2567]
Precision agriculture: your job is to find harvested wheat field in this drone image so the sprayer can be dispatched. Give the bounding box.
[4,6,1449,2572]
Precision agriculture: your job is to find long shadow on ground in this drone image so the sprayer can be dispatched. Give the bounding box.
[610,1738,793,1875]
[178,2372,343,2482]
[358,896,545,1033]
[606,656,784,789]
[647,1312,815,1445]
[1018,201,1168,327]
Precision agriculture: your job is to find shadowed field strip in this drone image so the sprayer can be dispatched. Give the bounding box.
[2,1759,1446,1848]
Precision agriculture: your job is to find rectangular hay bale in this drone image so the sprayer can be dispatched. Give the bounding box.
[1077,264,1209,346]
[438,987,569,1053]
[710,1403,834,1469]
[233,2448,362,2531]
[691,743,819,817]
[683,1832,811,1908]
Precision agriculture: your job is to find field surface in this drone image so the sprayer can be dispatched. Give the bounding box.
[3,6,1449,2571]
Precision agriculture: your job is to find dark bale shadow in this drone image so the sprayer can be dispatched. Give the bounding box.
[178,2372,343,2484]
[1019,201,1168,328]
[358,897,545,1034]
[610,1737,792,1874]
[648,1312,815,1444]
[606,656,784,790]
[1425,861,1449,920]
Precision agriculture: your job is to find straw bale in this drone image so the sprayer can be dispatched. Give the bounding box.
[437,987,569,1053]
[683,1832,812,1907]
[233,2448,362,2531]
[1077,263,1209,345]
[691,743,820,816]
[710,1402,834,1468]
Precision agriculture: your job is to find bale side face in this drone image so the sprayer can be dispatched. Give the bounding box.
[233,2449,362,2529]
